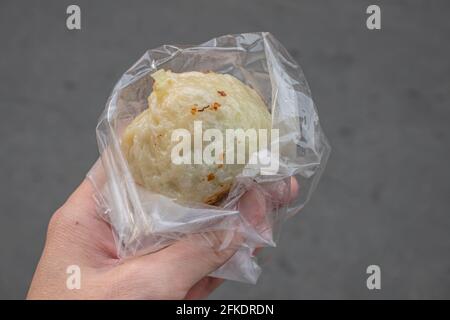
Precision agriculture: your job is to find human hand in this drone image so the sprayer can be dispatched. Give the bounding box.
[27,163,297,300]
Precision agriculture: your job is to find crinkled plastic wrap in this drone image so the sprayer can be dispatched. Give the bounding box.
[88,32,330,284]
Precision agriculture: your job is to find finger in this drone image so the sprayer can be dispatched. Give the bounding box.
[240,176,299,227]
[184,277,224,300]
[260,176,299,205]
[238,187,267,227]
[290,176,300,202]
[238,176,299,244]
[137,229,243,295]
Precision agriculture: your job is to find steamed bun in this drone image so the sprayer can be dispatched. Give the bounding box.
[121,69,271,204]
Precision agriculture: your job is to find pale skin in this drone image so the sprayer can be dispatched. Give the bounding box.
[27,164,297,300]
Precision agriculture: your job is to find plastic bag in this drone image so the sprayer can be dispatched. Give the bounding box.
[88,32,330,284]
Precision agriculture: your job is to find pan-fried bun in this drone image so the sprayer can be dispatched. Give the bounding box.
[121,69,271,204]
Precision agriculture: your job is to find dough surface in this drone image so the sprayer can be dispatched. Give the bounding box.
[121,69,271,204]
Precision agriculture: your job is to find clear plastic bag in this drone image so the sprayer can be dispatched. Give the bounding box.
[88,32,330,284]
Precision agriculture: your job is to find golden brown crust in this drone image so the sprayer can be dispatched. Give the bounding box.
[203,184,231,205]
[122,70,271,204]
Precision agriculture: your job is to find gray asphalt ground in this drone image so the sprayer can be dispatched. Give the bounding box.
[1,0,449,299]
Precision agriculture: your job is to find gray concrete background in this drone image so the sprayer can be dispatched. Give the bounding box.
[1,0,449,299]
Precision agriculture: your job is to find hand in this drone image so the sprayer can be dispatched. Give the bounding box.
[27,163,297,300]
